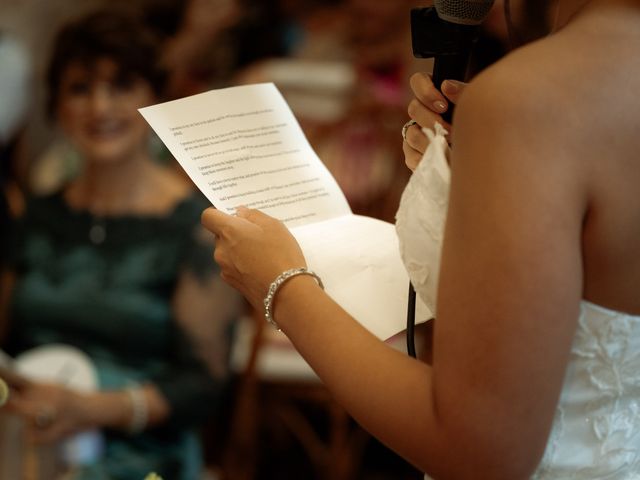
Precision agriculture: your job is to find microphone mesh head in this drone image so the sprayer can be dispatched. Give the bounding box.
[434,0,496,25]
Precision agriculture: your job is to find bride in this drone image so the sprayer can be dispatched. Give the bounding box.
[202,0,640,477]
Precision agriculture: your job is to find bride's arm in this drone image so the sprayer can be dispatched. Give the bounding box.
[201,51,588,479]
[427,53,587,477]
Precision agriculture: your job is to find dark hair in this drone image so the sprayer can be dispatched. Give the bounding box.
[46,9,167,117]
[504,0,555,48]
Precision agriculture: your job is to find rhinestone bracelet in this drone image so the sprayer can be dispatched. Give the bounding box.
[126,386,148,435]
[264,267,324,330]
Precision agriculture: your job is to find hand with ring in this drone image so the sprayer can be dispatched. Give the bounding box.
[403,72,467,171]
[3,380,91,444]
[34,405,57,429]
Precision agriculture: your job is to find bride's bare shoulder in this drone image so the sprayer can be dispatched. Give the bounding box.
[460,4,640,129]
[456,16,639,152]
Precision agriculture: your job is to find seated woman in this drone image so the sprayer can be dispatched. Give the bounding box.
[0,10,240,480]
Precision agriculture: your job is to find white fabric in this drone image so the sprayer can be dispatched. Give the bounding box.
[395,122,450,317]
[0,345,104,466]
[396,124,640,479]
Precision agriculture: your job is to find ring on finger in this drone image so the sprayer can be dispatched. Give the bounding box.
[402,119,417,141]
[34,406,57,429]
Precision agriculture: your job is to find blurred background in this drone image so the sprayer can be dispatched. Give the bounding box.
[0,1,510,478]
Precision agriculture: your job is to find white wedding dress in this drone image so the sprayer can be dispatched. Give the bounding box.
[395,124,640,479]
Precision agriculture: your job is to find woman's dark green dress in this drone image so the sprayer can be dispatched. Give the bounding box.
[6,191,226,480]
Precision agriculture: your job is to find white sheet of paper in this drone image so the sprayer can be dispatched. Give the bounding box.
[139,83,430,339]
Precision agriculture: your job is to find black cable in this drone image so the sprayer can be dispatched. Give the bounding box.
[407,283,417,358]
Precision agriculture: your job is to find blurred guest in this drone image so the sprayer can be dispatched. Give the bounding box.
[158,0,242,97]
[159,0,338,99]
[307,0,421,221]
[1,10,240,480]
[0,0,106,176]
[235,0,421,222]
[0,31,32,266]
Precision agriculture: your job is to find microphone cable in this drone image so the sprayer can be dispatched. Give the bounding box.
[405,0,495,360]
[407,284,417,358]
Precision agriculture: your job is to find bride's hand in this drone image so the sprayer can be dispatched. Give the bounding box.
[201,206,306,310]
[403,72,466,170]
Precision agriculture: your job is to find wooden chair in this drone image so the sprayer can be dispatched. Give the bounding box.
[221,310,370,480]
[0,413,65,480]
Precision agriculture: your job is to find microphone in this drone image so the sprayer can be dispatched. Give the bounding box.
[411,0,495,122]
[405,1,495,358]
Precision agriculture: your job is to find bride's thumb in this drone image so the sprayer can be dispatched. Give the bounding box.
[441,80,467,105]
[235,206,271,225]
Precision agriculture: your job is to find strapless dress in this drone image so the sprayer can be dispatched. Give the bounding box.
[396,124,640,479]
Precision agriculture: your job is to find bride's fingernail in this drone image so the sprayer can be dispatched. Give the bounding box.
[234,205,249,217]
[433,100,447,112]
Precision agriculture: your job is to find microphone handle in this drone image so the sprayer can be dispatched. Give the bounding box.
[432,51,470,123]
[407,284,417,358]
[406,51,470,358]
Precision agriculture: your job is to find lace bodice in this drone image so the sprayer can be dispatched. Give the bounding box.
[396,124,640,478]
[533,301,640,478]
